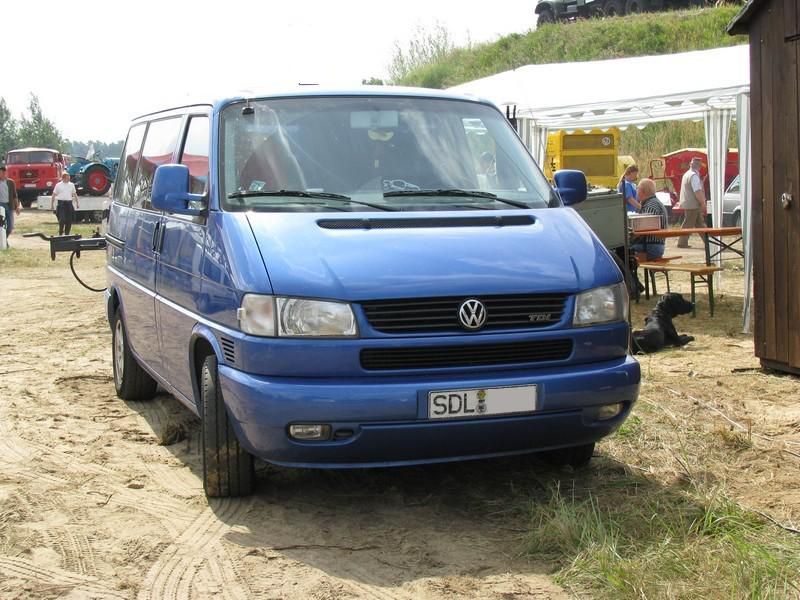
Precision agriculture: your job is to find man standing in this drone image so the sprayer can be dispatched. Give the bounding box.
[51,172,79,235]
[0,165,21,242]
[676,156,707,248]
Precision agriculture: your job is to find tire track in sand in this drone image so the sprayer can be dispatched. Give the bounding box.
[137,498,253,600]
[0,555,128,599]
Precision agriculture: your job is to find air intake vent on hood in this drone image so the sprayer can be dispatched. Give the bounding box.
[317,215,535,230]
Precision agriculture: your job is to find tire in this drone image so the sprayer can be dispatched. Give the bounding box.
[542,442,595,468]
[537,6,555,24]
[200,355,255,497]
[604,0,625,16]
[112,308,157,401]
[20,195,34,209]
[589,2,605,17]
[83,166,111,196]
[625,0,650,12]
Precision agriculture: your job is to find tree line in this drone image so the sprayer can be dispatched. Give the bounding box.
[0,93,123,163]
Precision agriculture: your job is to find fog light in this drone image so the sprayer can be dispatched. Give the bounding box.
[46,181,52,186]
[289,424,331,441]
[596,403,624,421]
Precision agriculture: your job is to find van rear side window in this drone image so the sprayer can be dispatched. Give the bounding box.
[132,117,182,210]
[115,124,146,206]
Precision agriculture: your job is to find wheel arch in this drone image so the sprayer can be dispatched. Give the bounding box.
[534,1,556,14]
[189,325,225,413]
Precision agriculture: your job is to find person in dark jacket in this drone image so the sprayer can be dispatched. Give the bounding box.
[0,165,20,238]
[630,178,669,260]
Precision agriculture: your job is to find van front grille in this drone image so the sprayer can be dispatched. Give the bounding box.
[360,339,573,370]
[360,294,568,334]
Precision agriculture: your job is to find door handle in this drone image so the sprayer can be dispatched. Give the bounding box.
[152,221,161,252]
[780,192,793,210]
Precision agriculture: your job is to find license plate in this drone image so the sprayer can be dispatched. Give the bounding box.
[428,384,537,419]
[23,183,35,188]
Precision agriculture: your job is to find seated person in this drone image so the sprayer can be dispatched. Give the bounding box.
[630,178,669,260]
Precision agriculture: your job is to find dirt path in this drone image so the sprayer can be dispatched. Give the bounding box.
[0,211,567,599]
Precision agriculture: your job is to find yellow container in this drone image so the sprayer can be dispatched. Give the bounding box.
[544,128,633,190]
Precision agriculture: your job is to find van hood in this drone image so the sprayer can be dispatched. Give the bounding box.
[245,209,618,300]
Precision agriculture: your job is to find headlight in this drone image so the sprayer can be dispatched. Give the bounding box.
[573,283,628,326]
[277,297,357,337]
[238,295,357,337]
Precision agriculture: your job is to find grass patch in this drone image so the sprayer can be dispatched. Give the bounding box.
[528,482,800,598]
[398,7,745,89]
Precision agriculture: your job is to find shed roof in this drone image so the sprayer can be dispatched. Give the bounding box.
[727,0,769,35]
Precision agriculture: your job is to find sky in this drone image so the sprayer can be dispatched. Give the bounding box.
[2,0,535,143]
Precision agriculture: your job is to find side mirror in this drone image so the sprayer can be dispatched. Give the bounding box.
[554,169,588,206]
[151,164,206,216]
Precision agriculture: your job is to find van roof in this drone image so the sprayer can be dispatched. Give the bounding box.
[131,85,496,122]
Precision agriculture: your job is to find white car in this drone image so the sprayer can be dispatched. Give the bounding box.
[723,175,742,227]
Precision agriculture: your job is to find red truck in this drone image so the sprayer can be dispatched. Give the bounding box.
[4,147,68,207]
[648,148,739,223]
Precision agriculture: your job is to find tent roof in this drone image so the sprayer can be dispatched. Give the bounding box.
[448,45,750,130]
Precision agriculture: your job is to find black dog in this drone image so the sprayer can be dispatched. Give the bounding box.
[632,293,695,354]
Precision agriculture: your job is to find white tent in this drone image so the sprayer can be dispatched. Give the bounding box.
[449,45,752,329]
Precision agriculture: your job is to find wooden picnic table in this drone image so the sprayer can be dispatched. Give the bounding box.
[634,226,743,266]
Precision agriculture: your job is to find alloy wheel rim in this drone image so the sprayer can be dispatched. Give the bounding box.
[114,320,124,387]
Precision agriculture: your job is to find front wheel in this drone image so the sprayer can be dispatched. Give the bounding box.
[541,442,595,468]
[112,308,157,401]
[201,355,255,497]
[625,0,650,13]
[19,196,34,208]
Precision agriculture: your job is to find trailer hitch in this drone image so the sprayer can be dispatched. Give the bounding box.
[23,231,107,292]
[23,231,107,261]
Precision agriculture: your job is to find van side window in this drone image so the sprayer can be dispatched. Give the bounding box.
[114,123,146,206]
[132,117,182,210]
[180,116,210,195]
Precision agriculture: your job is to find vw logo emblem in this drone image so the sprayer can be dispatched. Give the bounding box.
[458,299,487,330]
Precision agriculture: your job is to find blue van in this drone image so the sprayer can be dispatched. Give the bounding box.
[106,88,640,497]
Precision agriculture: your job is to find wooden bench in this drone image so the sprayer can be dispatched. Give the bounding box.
[637,262,723,316]
[633,254,682,302]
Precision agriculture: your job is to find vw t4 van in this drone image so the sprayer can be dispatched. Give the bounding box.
[106,88,640,497]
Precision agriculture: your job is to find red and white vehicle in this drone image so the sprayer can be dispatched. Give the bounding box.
[4,147,68,208]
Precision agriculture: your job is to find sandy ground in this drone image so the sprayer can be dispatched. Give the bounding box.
[1,209,798,599]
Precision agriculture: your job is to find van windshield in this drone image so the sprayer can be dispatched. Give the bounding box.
[219,96,555,212]
[7,151,56,164]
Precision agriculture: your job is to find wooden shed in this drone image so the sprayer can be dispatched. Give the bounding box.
[729,0,800,375]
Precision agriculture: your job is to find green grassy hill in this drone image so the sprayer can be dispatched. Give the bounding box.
[398,5,746,169]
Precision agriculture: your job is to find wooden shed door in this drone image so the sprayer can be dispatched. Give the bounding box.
[751,0,800,371]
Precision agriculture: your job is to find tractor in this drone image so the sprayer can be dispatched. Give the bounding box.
[66,155,118,196]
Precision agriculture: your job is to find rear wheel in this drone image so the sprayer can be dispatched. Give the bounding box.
[201,355,255,497]
[542,442,595,468]
[112,308,157,401]
[604,0,625,16]
[537,6,555,24]
[84,166,111,196]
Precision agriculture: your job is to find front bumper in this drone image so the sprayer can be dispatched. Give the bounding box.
[220,355,640,468]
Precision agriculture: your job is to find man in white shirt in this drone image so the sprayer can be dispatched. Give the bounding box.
[676,156,707,248]
[51,172,79,235]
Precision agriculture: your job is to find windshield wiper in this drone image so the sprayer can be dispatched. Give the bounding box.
[382,188,531,209]
[228,190,351,200]
[227,190,395,211]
